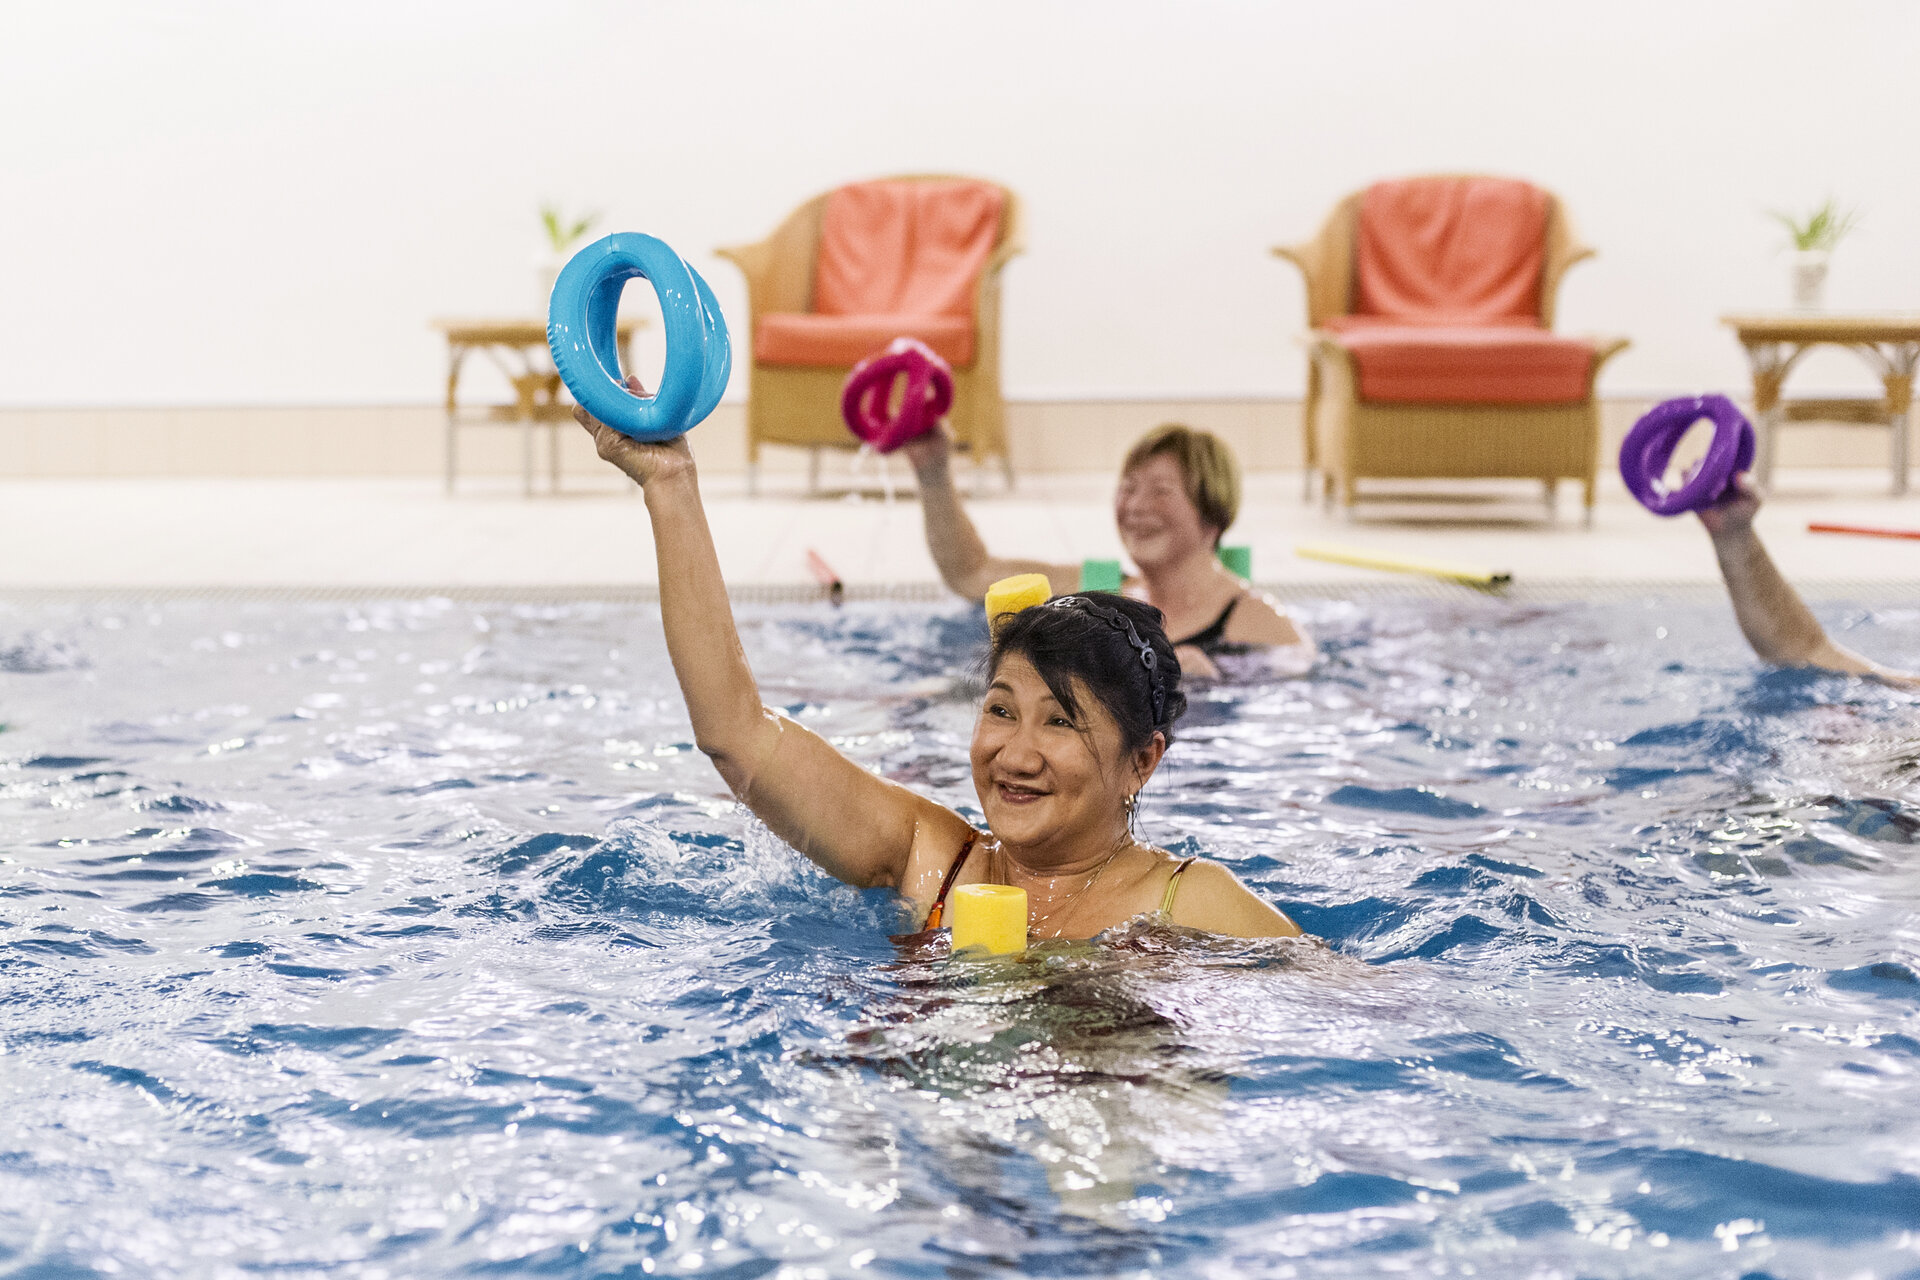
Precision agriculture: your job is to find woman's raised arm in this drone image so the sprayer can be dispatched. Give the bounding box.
[1700,475,1917,685]
[578,396,967,889]
[902,425,1079,601]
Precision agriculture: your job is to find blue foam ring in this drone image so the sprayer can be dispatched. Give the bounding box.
[546,232,731,443]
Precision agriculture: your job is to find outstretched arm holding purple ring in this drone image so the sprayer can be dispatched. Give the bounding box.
[1699,474,1916,686]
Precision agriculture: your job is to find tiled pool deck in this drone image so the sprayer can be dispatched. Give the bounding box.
[2,468,1916,597]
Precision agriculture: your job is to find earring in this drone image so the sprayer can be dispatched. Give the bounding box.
[1123,793,1137,814]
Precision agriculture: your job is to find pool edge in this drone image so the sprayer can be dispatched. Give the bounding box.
[1,580,1915,605]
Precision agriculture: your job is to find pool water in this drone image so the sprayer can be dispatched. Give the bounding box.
[3,594,1918,1279]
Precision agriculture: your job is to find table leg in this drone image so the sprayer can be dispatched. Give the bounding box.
[1743,341,1804,489]
[1852,342,1918,496]
[1893,403,1911,498]
[1885,362,1915,497]
[444,346,468,495]
[1756,403,1785,489]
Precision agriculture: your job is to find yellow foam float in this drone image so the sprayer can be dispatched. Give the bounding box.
[1295,542,1511,588]
[948,883,1028,954]
[984,573,1052,631]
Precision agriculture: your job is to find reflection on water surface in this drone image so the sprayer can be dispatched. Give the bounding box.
[1,596,1917,1277]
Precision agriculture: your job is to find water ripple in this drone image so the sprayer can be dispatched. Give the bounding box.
[0,596,1916,1277]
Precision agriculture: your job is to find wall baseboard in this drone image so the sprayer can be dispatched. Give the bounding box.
[0,400,1905,479]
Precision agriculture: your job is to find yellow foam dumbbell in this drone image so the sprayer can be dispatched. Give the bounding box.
[984,573,1051,633]
[949,884,1028,955]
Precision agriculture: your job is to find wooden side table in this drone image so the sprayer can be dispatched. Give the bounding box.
[1721,313,1920,494]
[431,317,643,495]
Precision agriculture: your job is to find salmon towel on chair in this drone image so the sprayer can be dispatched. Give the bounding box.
[756,179,1005,368]
[1324,177,1593,403]
[1349,177,1549,326]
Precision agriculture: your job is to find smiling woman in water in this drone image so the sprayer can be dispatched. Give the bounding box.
[904,422,1314,681]
[576,384,1301,942]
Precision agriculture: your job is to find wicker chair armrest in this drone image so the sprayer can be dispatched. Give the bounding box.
[714,238,775,283]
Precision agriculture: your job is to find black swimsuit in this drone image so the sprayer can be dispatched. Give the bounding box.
[1172,595,1245,654]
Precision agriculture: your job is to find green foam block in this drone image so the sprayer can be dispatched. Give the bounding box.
[1079,558,1124,592]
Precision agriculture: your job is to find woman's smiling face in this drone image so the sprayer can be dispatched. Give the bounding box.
[970,653,1137,853]
[1114,451,1216,569]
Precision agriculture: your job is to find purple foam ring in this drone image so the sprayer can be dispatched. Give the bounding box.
[1618,394,1756,516]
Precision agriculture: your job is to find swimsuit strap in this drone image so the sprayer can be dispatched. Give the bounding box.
[1171,593,1245,651]
[1159,857,1198,916]
[921,830,980,930]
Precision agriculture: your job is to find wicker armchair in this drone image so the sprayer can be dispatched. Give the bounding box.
[717,175,1023,491]
[1274,176,1627,517]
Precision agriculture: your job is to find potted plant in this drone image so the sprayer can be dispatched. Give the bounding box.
[1769,199,1860,310]
[534,205,598,311]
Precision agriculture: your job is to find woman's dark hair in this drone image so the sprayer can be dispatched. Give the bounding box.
[988,593,1187,755]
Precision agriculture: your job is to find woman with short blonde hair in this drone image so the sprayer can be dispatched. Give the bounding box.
[905,422,1311,679]
[1120,424,1241,547]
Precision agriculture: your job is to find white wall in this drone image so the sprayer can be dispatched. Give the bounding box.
[4,0,1913,408]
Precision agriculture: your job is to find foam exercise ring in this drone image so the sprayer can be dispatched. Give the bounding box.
[840,338,954,453]
[547,233,731,442]
[1618,394,1754,516]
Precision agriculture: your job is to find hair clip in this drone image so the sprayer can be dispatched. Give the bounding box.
[1046,596,1165,722]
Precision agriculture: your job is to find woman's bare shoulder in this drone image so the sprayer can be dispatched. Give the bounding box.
[896,803,982,901]
[1169,858,1303,938]
[1223,589,1310,649]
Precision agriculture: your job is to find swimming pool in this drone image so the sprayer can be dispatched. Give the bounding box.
[3,592,1917,1278]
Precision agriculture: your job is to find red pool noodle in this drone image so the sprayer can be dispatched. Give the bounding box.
[1807,523,1920,541]
[805,548,845,605]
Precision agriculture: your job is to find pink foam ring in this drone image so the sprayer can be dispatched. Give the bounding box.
[839,338,954,453]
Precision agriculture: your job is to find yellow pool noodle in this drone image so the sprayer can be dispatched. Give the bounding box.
[984,573,1052,631]
[1295,542,1511,588]
[948,884,1028,955]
